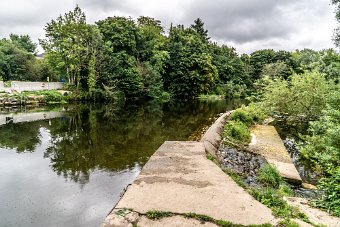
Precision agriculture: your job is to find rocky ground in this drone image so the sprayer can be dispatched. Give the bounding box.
[218,142,267,187]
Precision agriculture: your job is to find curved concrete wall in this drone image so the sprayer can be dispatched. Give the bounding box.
[200,111,231,158]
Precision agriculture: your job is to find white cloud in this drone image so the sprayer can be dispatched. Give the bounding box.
[0,0,337,54]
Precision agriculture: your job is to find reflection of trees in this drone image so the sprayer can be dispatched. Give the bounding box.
[1,100,240,186]
[0,121,43,152]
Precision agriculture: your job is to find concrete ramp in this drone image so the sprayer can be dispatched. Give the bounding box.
[249,125,302,184]
[102,141,277,226]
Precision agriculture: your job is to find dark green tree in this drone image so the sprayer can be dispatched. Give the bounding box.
[190,18,210,42]
[9,34,37,54]
[96,16,143,98]
[165,26,217,99]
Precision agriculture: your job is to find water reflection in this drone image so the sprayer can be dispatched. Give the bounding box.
[0,99,242,227]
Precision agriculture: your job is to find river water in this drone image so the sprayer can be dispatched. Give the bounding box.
[0,100,241,227]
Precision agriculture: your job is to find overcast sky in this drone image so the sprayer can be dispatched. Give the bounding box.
[0,0,337,54]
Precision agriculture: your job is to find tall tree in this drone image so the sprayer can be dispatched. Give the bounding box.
[40,5,98,88]
[96,16,143,98]
[165,26,217,99]
[332,0,340,47]
[9,34,37,54]
[190,18,210,42]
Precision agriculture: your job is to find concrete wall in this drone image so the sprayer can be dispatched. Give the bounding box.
[0,81,11,93]
[11,81,64,92]
[200,111,231,159]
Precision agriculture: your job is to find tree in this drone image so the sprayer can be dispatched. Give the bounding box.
[190,18,209,42]
[260,71,334,121]
[165,26,217,99]
[332,0,340,48]
[136,16,169,99]
[40,6,98,88]
[96,17,143,98]
[9,34,37,54]
[0,38,37,81]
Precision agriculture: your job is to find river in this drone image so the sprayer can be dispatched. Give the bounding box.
[0,99,242,227]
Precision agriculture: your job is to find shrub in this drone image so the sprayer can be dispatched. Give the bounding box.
[312,170,340,217]
[224,121,251,144]
[230,104,266,127]
[260,71,335,121]
[230,108,253,127]
[257,164,283,188]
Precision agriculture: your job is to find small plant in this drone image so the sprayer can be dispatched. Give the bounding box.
[229,108,253,127]
[222,169,247,188]
[145,210,173,220]
[278,219,299,227]
[224,121,251,144]
[257,164,283,188]
[207,154,215,161]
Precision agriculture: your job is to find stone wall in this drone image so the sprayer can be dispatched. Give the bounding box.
[11,81,64,92]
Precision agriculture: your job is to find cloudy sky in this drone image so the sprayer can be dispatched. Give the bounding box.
[0,0,337,53]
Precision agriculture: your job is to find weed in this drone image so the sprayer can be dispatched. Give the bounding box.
[230,108,253,127]
[222,169,247,188]
[257,164,283,188]
[145,210,173,220]
[278,219,299,227]
[207,154,215,161]
[224,121,251,144]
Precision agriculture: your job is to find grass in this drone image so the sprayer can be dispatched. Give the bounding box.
[224,121,251,145]
[257,164,283,188]
[145,210,273,227]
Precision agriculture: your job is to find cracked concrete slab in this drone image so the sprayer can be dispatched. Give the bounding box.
[103,141,278,226]
[249,125,302,184]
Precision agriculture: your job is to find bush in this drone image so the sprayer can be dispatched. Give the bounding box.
[260,71,335,121]
[312,170,340,217]
[224,121,251,144]
[257,164,283,188]
[229,108,253,127]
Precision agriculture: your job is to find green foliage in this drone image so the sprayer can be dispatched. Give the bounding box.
[278,219,299,227]
[224,121,251,144]
[165,26,218,99]
[9,34,37,54]
[230,104,266,126]
[312,170,340,217]
[251,188,307,219]
[257,165,283,188]
[260,71,334,121]
[145,210,173,220]
[40,5,101,88]
[0,38,37,81]
[230,108,253,127]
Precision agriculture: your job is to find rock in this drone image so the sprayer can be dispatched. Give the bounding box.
[302,183,317,190]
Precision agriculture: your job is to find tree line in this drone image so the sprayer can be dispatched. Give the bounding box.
[1,6,339,101]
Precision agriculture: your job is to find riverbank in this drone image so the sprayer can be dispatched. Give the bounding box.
[0,90,73,105]
[102,108,339,226]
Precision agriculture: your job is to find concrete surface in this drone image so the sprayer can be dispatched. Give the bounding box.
[103,141,277,226]
[249,125,302,184]
[102,211,219,227]
[201,112,230,158]
[286,197,340,227]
